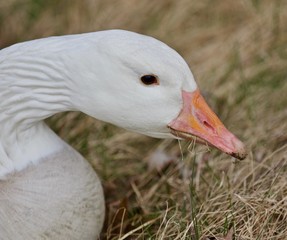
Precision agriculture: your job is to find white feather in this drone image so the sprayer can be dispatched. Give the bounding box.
[0,30,197,238]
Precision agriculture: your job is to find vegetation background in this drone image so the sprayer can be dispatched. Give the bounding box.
[0,0,286,239]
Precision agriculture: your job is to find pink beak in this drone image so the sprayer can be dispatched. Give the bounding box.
[168,89,247,160]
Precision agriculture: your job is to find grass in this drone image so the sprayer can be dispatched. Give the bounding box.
[1,0,286,239]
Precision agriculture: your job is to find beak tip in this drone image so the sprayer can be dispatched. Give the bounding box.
[230,149,247,160]
[229,140,247,160]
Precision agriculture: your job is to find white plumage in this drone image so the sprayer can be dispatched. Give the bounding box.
[0,30,245,239]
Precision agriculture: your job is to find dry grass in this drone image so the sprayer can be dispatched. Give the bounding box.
[1,0,286,239]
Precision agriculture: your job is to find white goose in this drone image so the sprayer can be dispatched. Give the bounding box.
[0,30,246,239]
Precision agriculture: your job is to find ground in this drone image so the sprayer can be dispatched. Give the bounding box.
[0,0,286,239]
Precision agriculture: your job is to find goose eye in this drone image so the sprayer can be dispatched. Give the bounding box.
[140,75,159,86]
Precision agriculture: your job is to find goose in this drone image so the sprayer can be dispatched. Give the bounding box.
[0,30,246,239]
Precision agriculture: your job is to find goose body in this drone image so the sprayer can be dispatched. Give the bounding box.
[1,145,104,239]
[0,30,246,239]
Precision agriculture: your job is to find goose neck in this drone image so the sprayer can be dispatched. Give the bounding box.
[0,55,74,177]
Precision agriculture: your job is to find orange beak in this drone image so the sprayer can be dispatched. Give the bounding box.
[168,89,247,160]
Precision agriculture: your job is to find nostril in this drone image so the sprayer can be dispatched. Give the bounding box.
[195,112,217,134]
[203,120,216,133]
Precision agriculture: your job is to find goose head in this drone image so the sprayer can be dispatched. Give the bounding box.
[65,30,246,160]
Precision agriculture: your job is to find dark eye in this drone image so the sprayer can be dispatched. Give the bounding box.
[140,74,159,85]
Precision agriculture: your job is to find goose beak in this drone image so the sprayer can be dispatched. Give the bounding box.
[168,89,247,160]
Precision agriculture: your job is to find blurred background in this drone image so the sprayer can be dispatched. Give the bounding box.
[1,0,286,239]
